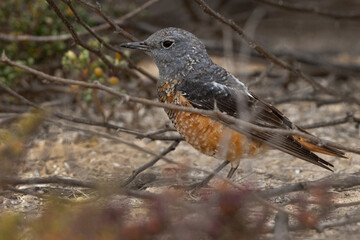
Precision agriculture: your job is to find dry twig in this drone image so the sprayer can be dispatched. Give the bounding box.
[122,141,180,187]
[260,173,360,198]
[274,211,289,240]
[192,0,360,105]
[0,0,159,42]
[2,52,359,155]
[255,0,360,20]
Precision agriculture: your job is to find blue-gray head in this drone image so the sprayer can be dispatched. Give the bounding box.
[120,28,213,84]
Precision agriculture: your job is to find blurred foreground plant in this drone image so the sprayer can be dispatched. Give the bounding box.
[0,108,47,173]
[0,188,267,240]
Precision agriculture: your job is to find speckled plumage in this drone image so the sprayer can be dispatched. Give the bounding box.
[121,28,346,176]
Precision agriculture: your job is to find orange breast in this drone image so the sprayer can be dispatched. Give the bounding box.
[173,107,264,161]
[161,89,264,162]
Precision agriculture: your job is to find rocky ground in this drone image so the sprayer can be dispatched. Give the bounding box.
[1,56,360,239]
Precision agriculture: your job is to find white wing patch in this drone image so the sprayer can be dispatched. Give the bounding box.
[229,74,252,96]
[210,81,227,91]
[211,74,253,97]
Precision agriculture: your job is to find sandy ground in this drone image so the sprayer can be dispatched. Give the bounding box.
[1,58,360,239]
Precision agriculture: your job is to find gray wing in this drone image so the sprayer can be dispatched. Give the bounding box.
[176,72,343,170]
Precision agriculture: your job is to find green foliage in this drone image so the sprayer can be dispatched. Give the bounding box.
[0,59,30,87]
[61,41,128,102]
[0,0,87,87]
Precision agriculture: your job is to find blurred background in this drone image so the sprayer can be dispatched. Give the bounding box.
[0,0,360,239]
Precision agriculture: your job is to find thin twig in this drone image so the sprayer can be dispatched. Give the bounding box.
[45,0,120,72]
[247,62,274,88]
[315,214,360,232]
[255,0,360,20]
[333,200,360,209]
[188,160,230,191]
[46,0,156,83]
[49,119,224,178]
[122,141,180,187]
[192,0,360,105]
[66,0,157,82]
[1,176,96,188]
[260,174,360,198]
[0,0,160,42]
[274,211,289,240]
[2,52,359,155]
[264,211,360,233]
[74,0,137,41]
[272,94,342,106]
[299,113,360,130]
[56,112,183,141]
[0,81,39,109]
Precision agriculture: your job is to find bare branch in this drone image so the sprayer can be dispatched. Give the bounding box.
[49,119,225,178]
[122,141,180,187]
[45,0,121,72]
[0,0,159,42]
[56,112,183,141]
[1,176,96,188]
[0,33,72,42]
[315,214,360,232]
[66,0,157,82]
[299,113,360,129]
[247,62,274,88]
[260,174,360,198]
[43,0,154,83]
[272,94,342,106]
[192,0,360,105]
[0,81,39,109]
[255,0,360,20]
[334,200,360,209]
[274,211,289,240]
[74,0,137,41]
[2,53,359,155]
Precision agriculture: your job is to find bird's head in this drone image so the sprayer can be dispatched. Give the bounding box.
[120,28,212,82]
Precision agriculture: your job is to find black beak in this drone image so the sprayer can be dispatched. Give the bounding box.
[120,41,150,51]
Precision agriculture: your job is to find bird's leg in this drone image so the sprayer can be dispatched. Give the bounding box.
[227,160,239,179]
[187,160,230,191]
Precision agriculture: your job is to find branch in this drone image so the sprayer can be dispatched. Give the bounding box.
[274,211,289,240]
[45,0,120,72]
[56,112,183,141]
[2,52,359,155]
[49,119,223,178]
[192,0,360,105]
[299,113,360,129]
[260,174,360,198]
[0,33,71,42]
[122,141,180,187]
[0,0,159,42]
[44,0,155,83]
[0,76,182,141]
[255,0,360,20]
[67,0,157,82]
[247,62,274,88]
[264,211,360,233]
[315,214,360,232]
[74,0,137,41]
[1,176,96,188]
[272,94,342,106]
[0,81,39,109]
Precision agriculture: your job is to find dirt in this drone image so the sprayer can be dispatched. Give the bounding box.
[1,57,360,239]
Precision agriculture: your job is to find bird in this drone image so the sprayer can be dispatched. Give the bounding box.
[120,27,346,179]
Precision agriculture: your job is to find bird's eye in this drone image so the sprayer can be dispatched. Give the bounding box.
[161,40,174,49]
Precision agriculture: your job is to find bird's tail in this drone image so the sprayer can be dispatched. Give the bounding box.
[293,135,347,158]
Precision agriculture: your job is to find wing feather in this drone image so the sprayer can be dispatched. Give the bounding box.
[176,73,345,170]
